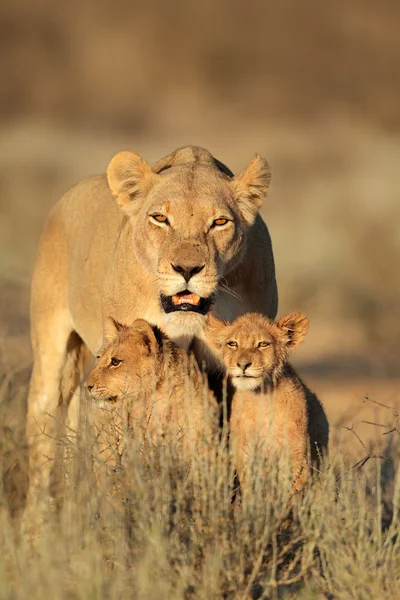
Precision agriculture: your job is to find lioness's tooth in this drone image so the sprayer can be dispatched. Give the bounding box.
[172,293,201,306]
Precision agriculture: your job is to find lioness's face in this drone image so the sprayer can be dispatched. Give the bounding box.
[107,150,271,320]
[136,166,247,310]
[206,312,309,390]
[86,319,162,405]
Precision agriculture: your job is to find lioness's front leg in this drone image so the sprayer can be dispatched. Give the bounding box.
[23,216,88,539]
[23,326,74,537]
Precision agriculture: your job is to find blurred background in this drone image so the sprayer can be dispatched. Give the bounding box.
[1,0,400,446]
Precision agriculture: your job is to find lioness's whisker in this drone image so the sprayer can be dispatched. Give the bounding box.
[218,283,243,302]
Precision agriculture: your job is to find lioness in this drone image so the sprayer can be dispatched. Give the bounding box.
[205,312,329,492]
[86,317,218,452]
[25,145,277,529]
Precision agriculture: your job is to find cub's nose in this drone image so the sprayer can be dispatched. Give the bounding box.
[171,263,205,283]
[237,361,252,373]
[86,383,94,392]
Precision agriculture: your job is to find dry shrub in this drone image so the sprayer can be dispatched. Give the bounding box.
[0,381,399,599]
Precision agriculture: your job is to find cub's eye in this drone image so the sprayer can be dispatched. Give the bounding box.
[213,218,228,227]
[151,214,169,225]
[258,341,271,349]
[227,341,238,349]
[109,357,122,367]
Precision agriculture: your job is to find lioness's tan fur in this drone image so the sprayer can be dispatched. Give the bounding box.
[205,312,329,492]
[25,146,277,529]
[86,318,218,452]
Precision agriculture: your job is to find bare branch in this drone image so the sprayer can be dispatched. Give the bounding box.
[363,394,398,414]
[341,424,369,455]
[361,420,391,429]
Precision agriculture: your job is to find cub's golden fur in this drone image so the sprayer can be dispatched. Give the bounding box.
[206,312,329,492]
[25,145,277,526]
[86,318,218,452]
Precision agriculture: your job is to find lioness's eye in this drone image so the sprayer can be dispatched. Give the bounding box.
[258,341,271,348]
[227,341,238,349]
[110,357,122,367]
[213,218,228,227]
[151,214,169,225]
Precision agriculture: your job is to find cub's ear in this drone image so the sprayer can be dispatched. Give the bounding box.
[107,151,158,208]
[132,319,164,357]
[230,154,271,225]
[103,316,127,345]
[275,312,309,349]
[204,314,230,350]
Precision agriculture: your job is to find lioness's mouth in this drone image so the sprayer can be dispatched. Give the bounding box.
[172,291,201,306]
[160,292,213,315]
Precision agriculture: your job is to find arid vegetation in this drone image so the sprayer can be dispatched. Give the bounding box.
[0,378,399,599]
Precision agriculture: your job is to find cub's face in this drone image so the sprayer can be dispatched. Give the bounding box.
[86,319,163,404]
[206,312,309,390]
[220,316,282,390]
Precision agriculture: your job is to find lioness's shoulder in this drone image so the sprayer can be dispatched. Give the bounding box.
[61,174,108,200]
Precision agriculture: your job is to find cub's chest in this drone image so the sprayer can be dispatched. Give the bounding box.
[231,393,277,440]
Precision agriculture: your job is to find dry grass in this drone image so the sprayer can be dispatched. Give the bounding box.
[1,372,399,600]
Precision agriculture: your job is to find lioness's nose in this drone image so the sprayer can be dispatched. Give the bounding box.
[171,263,205,283]
[86,383,94,392]
[237,360,252,373]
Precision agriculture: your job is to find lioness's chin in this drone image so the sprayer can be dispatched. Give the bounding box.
[166,310,205,329]
[231,376,263,391]
[163,311,206,347]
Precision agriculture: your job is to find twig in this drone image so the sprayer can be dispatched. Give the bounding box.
[336,421,400,484]
[363,394,398,414]
[361,420,390,429]
[383,428,399,436]
[341,425,369,455]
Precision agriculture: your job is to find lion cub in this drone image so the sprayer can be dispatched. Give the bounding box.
[86,318,218,454]
[205,312,329,492]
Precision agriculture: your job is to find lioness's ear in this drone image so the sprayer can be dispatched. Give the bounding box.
[103,316,127,345]
[275,312,309,349]
[230,155,271,225]
[107,151,158,208]
[204,314,230,350]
